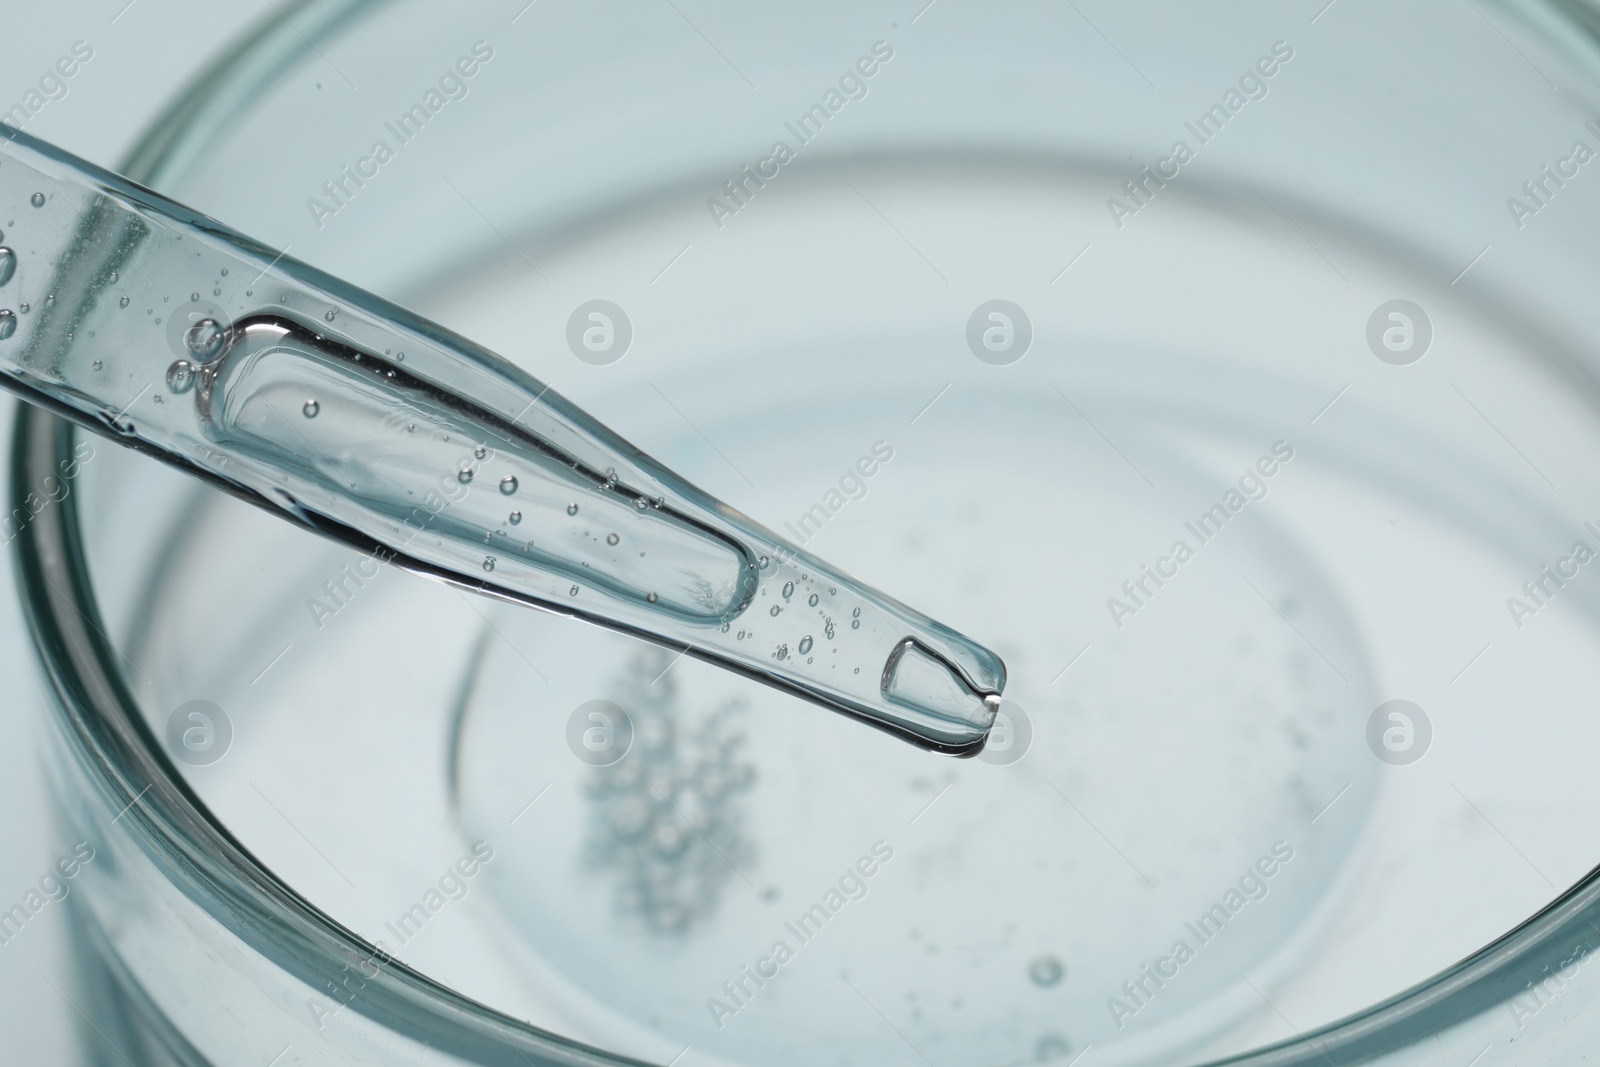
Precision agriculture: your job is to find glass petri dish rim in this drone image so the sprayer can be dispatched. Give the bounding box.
[10,0,1600,1063]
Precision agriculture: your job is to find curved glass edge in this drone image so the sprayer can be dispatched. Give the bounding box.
[8,0,1600,1064]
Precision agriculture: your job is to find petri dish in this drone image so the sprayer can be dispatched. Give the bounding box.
[17,0,1600,1063]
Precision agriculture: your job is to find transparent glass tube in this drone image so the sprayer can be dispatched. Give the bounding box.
[0,126,1003,754]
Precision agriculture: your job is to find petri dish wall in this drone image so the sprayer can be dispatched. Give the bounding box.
[17,0,1600,1063]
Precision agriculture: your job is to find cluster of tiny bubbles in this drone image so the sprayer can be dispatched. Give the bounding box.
[851,607,862,630]
[483,557,496,572]
[1028,955,1065,987]
[774,643,788,660]
[782,581,794,600]
[601,467,617,490]
[118,296,129,308]
[567,503,579,516]
[606,532,620,546]
[165,360,196,393]
[509,511,522,525]
[30,192,45,207]
[500,476,518,495]
[458,465,474,484]
[302,400,319,418]
[769,605,781,617]
[0,248,16,287]
[0,310,15,341]
[798,636,813,655]
[825,620,836,639]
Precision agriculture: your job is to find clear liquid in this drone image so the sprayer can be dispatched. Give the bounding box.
[108,159,1600,1065]
[0,129,1003,755]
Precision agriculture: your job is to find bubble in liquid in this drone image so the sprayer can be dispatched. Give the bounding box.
[646,592,658,603]
[758,555,770,569]
[567,503,579,516]
[825,621,836,639]
[509,511,522,525]
[190,292,200,302]
[770,605,781,617]
[0,248,16,288]
[1035,1034,1073,1061]
[601,467,617,489]
[165,360,196,393]
[798,636,813,655]
[44,294,54,307]
[18,302,28,314]
[119,296,130,308]
[220,269,228,276]
[1029,955,1065,987]
[852,607,861,618]
[184,318,225,360]
[325,309,337,322]
[851,620,860,629]
[606,532,620,546]
[500,475,518,495]
[302,400,319,418]
[0,310,14,341]
[474,445,487,459]
[635,496,649,510]
[775,644,788,660]
[92,359,102,370]
[808,593,819,607]
[569,585,580,596]
[782,581,794,600]
[457,466,474,484]
[30,193,44,207]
